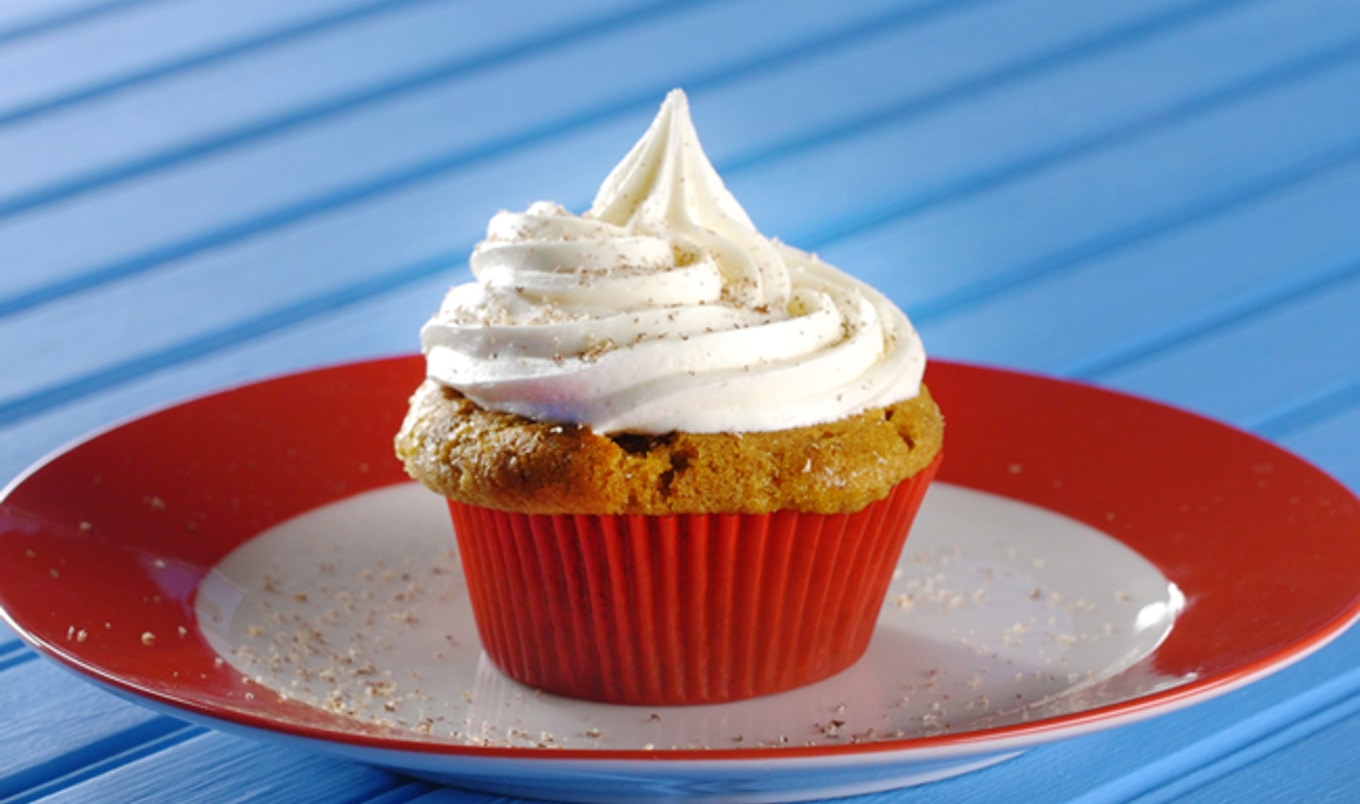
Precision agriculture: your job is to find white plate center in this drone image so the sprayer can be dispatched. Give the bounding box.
[195,482,1188,750]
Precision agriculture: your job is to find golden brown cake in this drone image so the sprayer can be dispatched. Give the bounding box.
[397,379,942,515]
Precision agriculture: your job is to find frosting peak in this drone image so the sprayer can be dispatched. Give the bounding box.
[587,89,789,309]
[421,89,926,434]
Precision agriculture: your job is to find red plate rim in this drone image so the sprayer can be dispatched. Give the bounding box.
[2,355,1359,763]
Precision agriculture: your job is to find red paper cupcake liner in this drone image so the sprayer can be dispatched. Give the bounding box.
[447,452,942,706]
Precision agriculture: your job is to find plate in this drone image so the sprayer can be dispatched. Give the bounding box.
[3,356,1359,802]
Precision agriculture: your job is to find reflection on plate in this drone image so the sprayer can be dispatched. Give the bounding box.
[197,482,1184,751]
[2,356,1359,803]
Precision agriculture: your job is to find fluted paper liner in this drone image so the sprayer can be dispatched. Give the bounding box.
[447,453,942,705]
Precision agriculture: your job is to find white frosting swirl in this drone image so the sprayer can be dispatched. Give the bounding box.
[421,89,926,434]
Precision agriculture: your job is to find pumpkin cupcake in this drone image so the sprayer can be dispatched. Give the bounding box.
[396,89,942,705]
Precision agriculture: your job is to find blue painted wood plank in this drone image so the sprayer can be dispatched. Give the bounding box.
[33,731,405,803]
[1176,692,1360,803]
[1096,270,1360,431]
[0,0,917,304]
[0,0,163,45]
[723,0,1291,238]
[0,115,624,417]
[0,0,411,120]
[0,0,662,218]
[788,43,1360,319]
[2,0,1049,399]
[918,160,1360,377]
[698,0,1286,183]
[0,0,1327,410]
[0,271,435,484]
[406,787,532,803]
[5,18,1354,451]
[0,659,190,801]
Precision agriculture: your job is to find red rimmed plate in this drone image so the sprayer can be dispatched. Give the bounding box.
[2,356,1358,802]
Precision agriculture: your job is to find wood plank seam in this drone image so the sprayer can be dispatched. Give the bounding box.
[5,48,1360,429]
[0,0,1252,321]
[0,0,1004,322]
[0,645,37,673]
[2,721,205,804]
[0,0,439,128]
[724,0,1267,179]
[0,250,463,428]
[798,32,1360,264]
[1066,663,1360,804]
[1253,371,1360,439]
[0,0,169,49]
[902,130,1360,327]
[0,0,720,221]
[1065,248,1360,383]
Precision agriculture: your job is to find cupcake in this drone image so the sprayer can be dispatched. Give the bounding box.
[396,89,942,705]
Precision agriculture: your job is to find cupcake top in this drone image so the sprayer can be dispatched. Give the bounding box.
[420,89,926,436]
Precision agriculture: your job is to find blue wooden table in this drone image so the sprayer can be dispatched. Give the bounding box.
[3,0,1360,800]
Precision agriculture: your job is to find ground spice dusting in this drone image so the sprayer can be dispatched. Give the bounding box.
[199,485,1160,750]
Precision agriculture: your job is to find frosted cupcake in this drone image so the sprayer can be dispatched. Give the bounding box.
[396,89,942,705]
